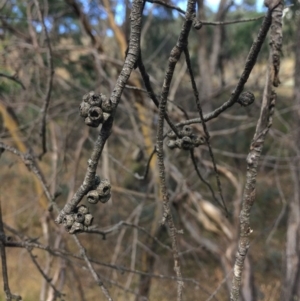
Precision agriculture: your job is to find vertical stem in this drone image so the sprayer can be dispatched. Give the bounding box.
[156,1,196,300]
[230,4,282,300]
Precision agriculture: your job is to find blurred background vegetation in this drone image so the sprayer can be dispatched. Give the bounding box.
[0,0,299,300]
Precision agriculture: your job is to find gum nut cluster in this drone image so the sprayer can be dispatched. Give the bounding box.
[62,205,93,234]
[87,179,111,204]
[79,91,113,127]
[237,91,255,107]
[167,125,205,150]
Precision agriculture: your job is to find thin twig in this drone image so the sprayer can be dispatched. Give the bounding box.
[73,235,113,301]
[205,269,233,301]
[125,84,190,119]
[200,16,264,26]
[0,72,26,90]
[265,166,287,244]
[27,248,64,299]
[137,52,181,136]
[156,1,197,300]
[33,0,54,157]
[105,148,155,181]
[134,147,156,180]
[146,0,185,14]
[190,149,220,207]
[86,221,172,252]
[0,201,22,301]
[102,275,148,300]
[184,46,228,215]
[4,235,217,300]
[0,142,57,211]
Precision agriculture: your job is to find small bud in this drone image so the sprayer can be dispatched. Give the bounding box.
[192,136,205,147]
[89,93,102,107]
[75,212,85,223]
[79,102,90,118]
[99,194,111,204]
[101,96,113,112]
[63,214,75,229]
[77,205,89,215]
[97,179,111,197]
[82,91,101,106]
[167,140,177,149]
[167,131,177,139]
[193,19,202,30]
[181,125,192,137]
[87,190,100,204]
[84,214,94,226]
[237,91,255,107]
[181,136,193,150]
[69,222,84,234]
[88,106,103,123]
[82,91,92,102]
[175,139,183,148]
[84,117,99,128]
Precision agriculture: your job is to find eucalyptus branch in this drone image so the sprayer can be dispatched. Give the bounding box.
[230,3,283,300]
[156,1,197,300]
[171,10,273,131]
[55,0,145,224]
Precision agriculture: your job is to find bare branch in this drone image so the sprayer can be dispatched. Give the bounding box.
[172,10,273,129]
[146,0,185,14]
[4,231,217,300]
[33,0,54,157]
[87,221,172,252]
[27,248,65,300]
[0,201,22,301]
[0,142,57,211]
[230,4,283,300]
[200,16,264,26]
[137,52,181,136]
[190,149,220,207]
[55,0,145,224]
[184,46,228,215]
[73,235,113,301]
[156,1,197,300]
